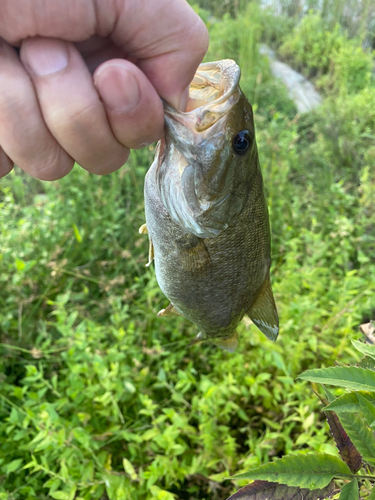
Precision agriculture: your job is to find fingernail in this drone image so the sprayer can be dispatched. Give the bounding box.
[24,38,68,76]
[95,64,141,113]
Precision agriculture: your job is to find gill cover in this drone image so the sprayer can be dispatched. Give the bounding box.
[156,60,246,238]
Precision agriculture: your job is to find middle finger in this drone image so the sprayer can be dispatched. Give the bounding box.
[21,37,129,175]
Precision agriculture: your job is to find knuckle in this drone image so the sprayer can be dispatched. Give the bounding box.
[194,18,209,56]
[29,148,74,181]
[84,148,130,175]
[53,100,103,130]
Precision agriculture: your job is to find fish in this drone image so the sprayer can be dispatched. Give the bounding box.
[140,59,279,351]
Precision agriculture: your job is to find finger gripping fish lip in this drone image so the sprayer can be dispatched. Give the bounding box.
[143,59,279,351]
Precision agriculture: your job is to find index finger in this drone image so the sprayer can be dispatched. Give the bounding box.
[111,0,209,109]
[0,0,209,109]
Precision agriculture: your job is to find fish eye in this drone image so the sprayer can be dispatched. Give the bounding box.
[232,130,251,156]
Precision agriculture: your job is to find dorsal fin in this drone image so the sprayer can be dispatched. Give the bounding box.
[247,274,279,341]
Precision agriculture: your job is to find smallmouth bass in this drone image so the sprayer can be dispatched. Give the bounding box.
[140,59,279,351]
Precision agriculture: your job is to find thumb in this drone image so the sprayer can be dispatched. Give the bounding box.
[109,0,209,110]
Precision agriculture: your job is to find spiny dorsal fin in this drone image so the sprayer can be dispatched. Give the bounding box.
[247,274,279,341]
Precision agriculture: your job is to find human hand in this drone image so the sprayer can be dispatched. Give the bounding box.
[0,0,208,180]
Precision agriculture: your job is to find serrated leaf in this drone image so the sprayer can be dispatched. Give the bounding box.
[298,367,375,392]
[352,340,375,361]
[231,454,351,489]
[338,479,358,500]
[226,480,335,500]
[337,412,375,460]
[323,410,362,473]
[323,386,335,403]
[357,356,375,371]
[324,392,375,413]
[357,394,375,428]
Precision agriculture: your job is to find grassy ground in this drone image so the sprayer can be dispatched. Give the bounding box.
[1,1,375,499]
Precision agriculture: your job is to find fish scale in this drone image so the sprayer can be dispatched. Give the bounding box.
[141,60,279,351]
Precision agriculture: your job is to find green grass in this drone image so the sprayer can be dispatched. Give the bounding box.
[1,2,375,499]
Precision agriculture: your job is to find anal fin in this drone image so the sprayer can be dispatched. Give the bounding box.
[214,331,239,352]
[188,331,239,352]
[247,274,279,341]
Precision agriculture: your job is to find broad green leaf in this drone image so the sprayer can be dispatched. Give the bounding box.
[338,479,358,500]
[142,428,159,441]
[15,258,26,271]
[72,427,90,448]
[81,461,94,482]
[226,480,334,499]
[123,458,138,481]
[324,392,375,413]
[43,477,61,491]
[352,340,375,361]
[357,394,375,428]
[368,485,375,499]
[357,356,375,371]
[323,386,335,403]
[66,484,77,500]
[338,412,375,460]
[299,367,375,392]
[50,492,69,500]
[231,454,351,489]
[3,458,23,474]
[324,393,359,412]
[104,473,129,500]
[149,486,177,500]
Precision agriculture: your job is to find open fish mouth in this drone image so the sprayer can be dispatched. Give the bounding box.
[163,60,241,138]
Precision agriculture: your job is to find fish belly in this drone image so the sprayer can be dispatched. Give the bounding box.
[144,161,270,340]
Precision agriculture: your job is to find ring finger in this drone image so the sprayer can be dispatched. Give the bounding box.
[0,39,74,180]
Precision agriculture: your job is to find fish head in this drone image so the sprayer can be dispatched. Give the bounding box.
[157,60,259,238]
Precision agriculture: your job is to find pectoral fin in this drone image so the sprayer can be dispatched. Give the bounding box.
[247,275,279,341]
[177,234,211,275]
